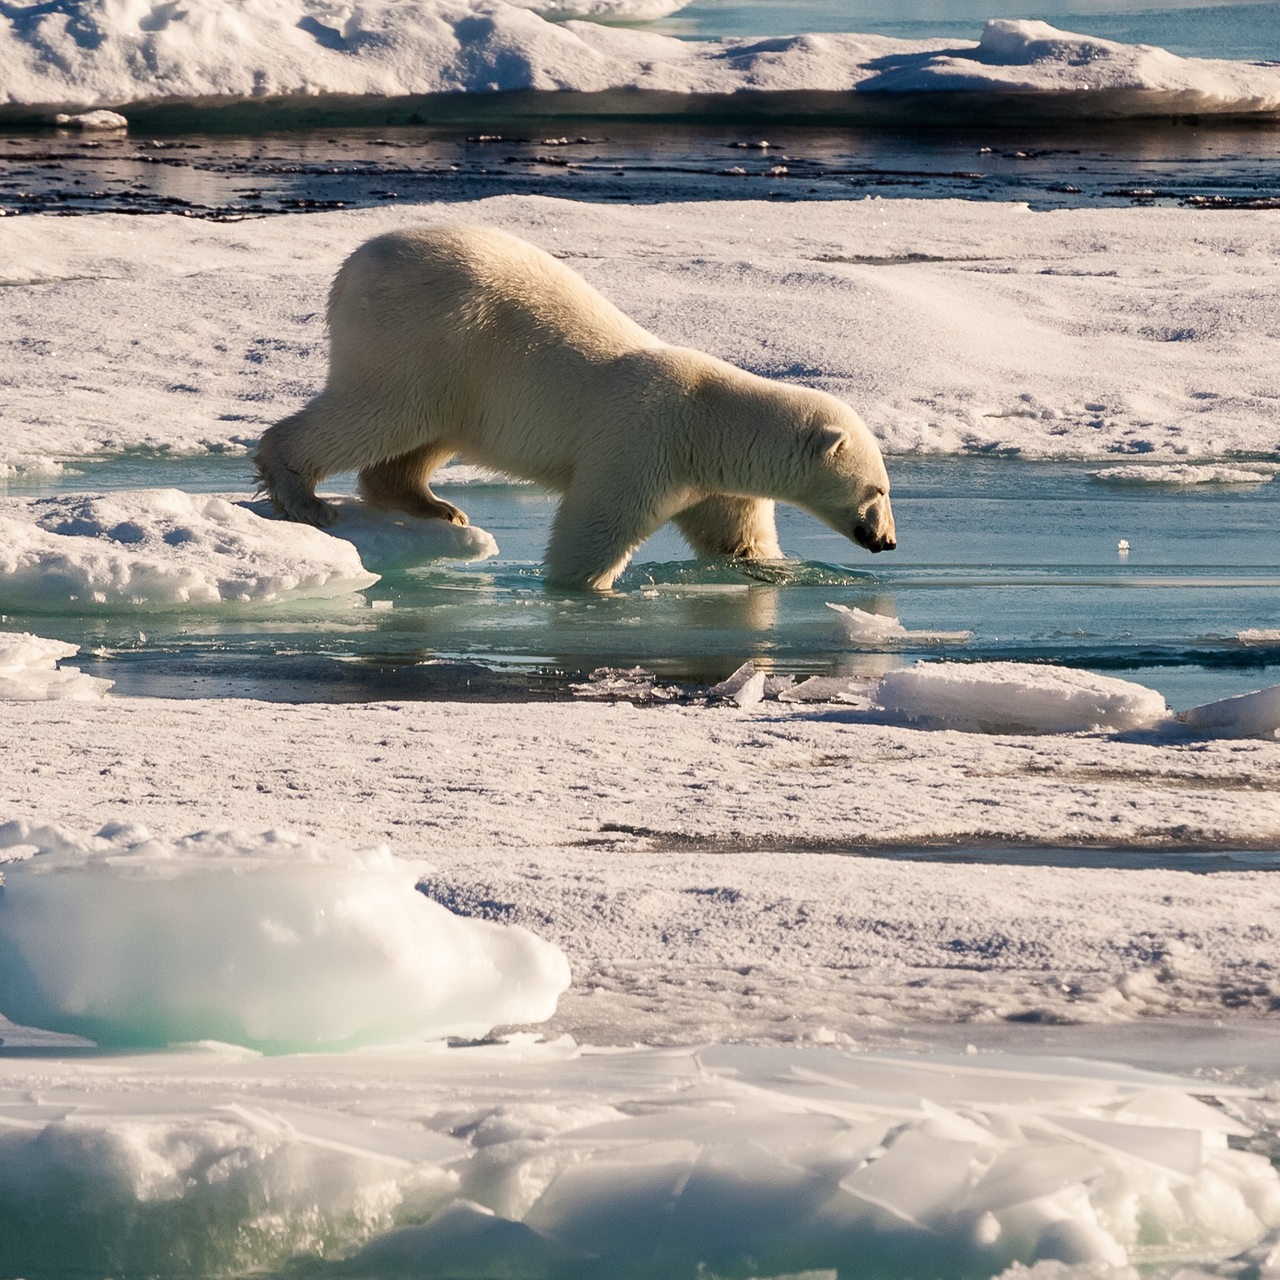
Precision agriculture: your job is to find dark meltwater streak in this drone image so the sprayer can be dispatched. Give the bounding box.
[2,117,1278,220]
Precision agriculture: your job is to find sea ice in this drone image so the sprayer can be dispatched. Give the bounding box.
[875,660,1172,734]
[0,631,113,701]
[0,821,570,1050]
[1091,464,1277,487]
[828,602,973,646]
[1179,682,1280,739]
[0,489,378,608]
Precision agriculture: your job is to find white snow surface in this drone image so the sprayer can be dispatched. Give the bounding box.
[2,5,1278,114]
[4,195,1280,468]
[0,631,112,700]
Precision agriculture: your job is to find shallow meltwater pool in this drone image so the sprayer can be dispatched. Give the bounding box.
[3,453,1278,709]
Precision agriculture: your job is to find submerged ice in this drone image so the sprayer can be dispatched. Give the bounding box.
[0,821,570,1050]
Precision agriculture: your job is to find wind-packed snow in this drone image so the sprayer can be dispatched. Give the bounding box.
[4,196,1280,470]
[2,3,1278,116]
[0,632,113,700]
[0,820,570,1050]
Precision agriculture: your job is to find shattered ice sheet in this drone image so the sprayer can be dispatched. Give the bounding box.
[0,632,112,701]
[0,1037,1276,1279]
[0,489,378,608]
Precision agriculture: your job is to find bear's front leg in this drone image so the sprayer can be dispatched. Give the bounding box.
[544,475,667,592]
[673,494,783,562]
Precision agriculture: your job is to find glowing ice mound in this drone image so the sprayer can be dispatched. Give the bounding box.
[877,660,1171,734]
[828,602,973,646]
[1179,682,1280,739]
[0,632,112,701]
[0,823,570,1051]
[0,490,378,609]
[246,495,499,571]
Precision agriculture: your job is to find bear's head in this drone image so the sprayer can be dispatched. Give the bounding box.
[799,410,897,555]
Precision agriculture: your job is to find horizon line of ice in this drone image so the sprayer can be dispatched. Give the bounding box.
[3,5,1279,119]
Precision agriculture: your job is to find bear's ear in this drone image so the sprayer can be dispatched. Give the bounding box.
[809,425,846,458]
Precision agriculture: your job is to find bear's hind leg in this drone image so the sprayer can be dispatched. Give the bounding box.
[357,445,468,525]
[254,407,342,528]
[674,495,783,561]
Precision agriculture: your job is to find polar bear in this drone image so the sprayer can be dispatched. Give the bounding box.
[254,225,896,591]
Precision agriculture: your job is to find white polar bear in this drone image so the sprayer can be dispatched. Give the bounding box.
[254,224,896,591]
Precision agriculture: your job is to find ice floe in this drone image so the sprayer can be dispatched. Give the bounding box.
[0,490,379,608]
[875,660,1172,734]
[1091,464,1278,487]
[3,4,1279,117]
[0,821,570,1050]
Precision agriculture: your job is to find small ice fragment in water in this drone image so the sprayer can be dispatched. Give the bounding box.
[53,109,128,130]
[1117,538,1130,556]
[828,603,972,646]
[710,660,766,706]
[0,631,112,701]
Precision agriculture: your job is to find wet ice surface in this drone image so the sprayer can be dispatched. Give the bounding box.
[5,121,1280,218]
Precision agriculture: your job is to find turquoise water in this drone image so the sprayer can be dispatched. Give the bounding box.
[8,454,1279,709]
[654,0,1280,60]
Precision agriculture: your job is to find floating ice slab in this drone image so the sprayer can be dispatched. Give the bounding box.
[876,660,1171,734]
[0,490,380,609]
[0,1039,1275,1279]
[0,632,112,701]
[1179,682,1280,739]
[246,495,499,572]
[828,602,973,646]
[0,822,570,1051]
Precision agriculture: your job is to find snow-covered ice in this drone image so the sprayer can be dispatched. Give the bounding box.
[1092,464,1278,487]
[3,4,1278,118]
[4,196,1280,468]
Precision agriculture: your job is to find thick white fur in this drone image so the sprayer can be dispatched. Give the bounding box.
[254,225,896,590]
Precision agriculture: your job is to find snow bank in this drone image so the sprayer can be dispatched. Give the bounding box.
[0,632,113,701]
[829,602,973,646]
[0,490,378,608]
[0,821,570,1050]
[0,1036,1275,1279]
[876,660,1171,734]
[3,4,1279,116]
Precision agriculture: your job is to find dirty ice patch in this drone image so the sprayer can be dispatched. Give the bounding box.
[0,632,113,701]
[828,602,973,646]
[245,495,499,573]
[0,822,570,1052]
[0,1040,1277,1280]
[0,490,378,609]
[1091,464,1277,487]
[876,661,1171,734]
